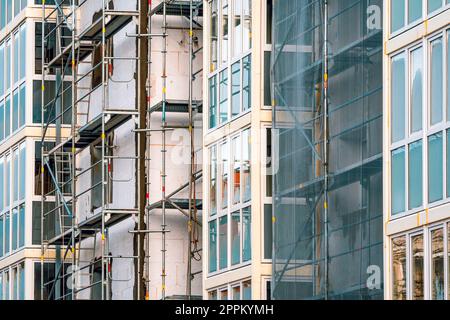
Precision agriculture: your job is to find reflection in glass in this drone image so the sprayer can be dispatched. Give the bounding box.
[408,140,422,209]
[221,0,229,64]
[219,69,228,124]
[392,147,405,214]
[242,206,251,262]
[219,216,228,269]
[209,221,217,273]
[210,0,218,72]
[391,0,405,32]
[431,228,444,300]
[209,146,217,215]
[391,54,405,142]
[430,38,443,126]
[392,236,406,300]
[231,210,240,265]
[408,0,422,23]
[220,142,229,209]
[231,62,241,117]
[410,48,422,133]
[428,132,443,203]
[411,234,424,300]
[232,136,241,205]
[242,129,251,202]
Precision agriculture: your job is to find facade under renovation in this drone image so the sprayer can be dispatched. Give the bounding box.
[272,0,384,299]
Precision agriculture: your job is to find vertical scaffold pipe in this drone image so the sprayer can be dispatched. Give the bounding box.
[323,0,329,300]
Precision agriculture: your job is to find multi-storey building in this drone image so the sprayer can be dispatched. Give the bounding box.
[202,0,273,299]
[384,0,450,300]
[271,0,384,299]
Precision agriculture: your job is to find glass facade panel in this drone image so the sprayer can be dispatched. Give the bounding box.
[428,132,443,203]
[219,216,228,270]
[392,236,407,300]
[209,146,217,215]
[231,62,240,117]
[430,228,444,300]
[392,54,406,142]
[242,206,251,262]
[209,221,217,273]
[392,147,405,214]
[410,48,422,133]
[210,0,218,72]
[273,0,383,299]
[242,129,251,202]
[391,0,405,32]
[220,142,228,209]
[408,140,422,210]
[219,69,228,124]
[209,76,217,129]
[428,0,442,13]
[411,234,424,300]
[220,0,229,64]
[230,210,240,265]
[430,38,443,126]
[408,0,422,23]
[232,135,240,205]
[242,55,251,111]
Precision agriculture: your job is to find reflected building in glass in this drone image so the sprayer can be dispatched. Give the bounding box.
[271,0,384,299]
[384,0,450,300]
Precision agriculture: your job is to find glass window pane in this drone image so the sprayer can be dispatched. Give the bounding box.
[11,208,17,251]
[428,0,442,13]
[391,147,405,215]
[221,0,229,64]
[232,0,242,56]
[12,89,18,132]
[209,76,217,129]
[210,0,218,72]
[408,140,422,209]
[219,69,228,124]
[220,289,228,300]
[209,146,217,216]
[243,55,251,111]
[18,264,24,300]
[242,0,251,51]
[0,102,4,141]
[19,204,24,248]
[0,159,3,211]
[430,38,443,125]
[408,0,422,23]
[5,213,9,254]
[209,220,217,273]
[428,132,443,203]
[13,33,18,84]
[448,222,450,300]
[448,31,450,121]
[0,44,4,96]
[392,236,406,300]
[19,25,26,80]
[231,210,240,265]
[220,142,228,209]
[232,285,240,300]
[5,40,10,90]
[391,0,405,33]
[5,96,10,138]
[447,130,450,198]
[13,149,18,202]
[242,206,251,262]
[0,216,3,257]
[19,83,25,127]
[411,234,424,299]
[410,47,422,133]
[391,54,405,142]
[6,155,10,208]
[431,228,444,300]
[242,280,251,299]
[231,62,241,117]
[232,135,240,204]
[219,216,228,269]
[242,129,251,202]
[208,290,217,300]
[264,204,272,260]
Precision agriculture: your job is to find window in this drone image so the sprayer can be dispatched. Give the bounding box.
[220,141,229,209]
[209,145,217,215]
[242,206,251,262]
[232,0,242,57]
[232,285,240,300]
[242,280,251,299]
[220,0,229,64]
[391,53,406,142]
[209,76,217,129]
[411,233,424,299]
[448,222,450,300]
[242,129,251,202]
[391,0,405,33]
[428,0,443,13]
[392,236,407,300]
[430,38,443,126]
[390,138,403,214]
[428,132,443,203]
[219,288,228,300]
[208,290,217,300]
[230,210,240,265]
[209,221,217,273]
[231,62,240,117]
[409,0,422,23]
[430,228,444,299]
[208,129,252,274]
[33,80,72,125]
[243,55,251,111]
[219,215,228,270]
[264,204,272,260]
[209,280,251,301]
[219,69,228,124]
[410,47,422,133]
[408,140,422,209]
[209,0,219,72]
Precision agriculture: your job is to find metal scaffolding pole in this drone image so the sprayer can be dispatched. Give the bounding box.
[323,0,329,300]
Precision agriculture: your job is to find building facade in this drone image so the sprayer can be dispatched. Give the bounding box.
[202,0,273,299]
[384,0,450,300]
[272,0,384,299]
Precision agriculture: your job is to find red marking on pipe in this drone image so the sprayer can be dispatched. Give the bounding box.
[146,193,149,199]
[162,186,165,192]
[147,96,151,103]
[108,163,111,172]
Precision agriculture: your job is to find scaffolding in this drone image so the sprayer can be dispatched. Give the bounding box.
[39,0,203,300]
